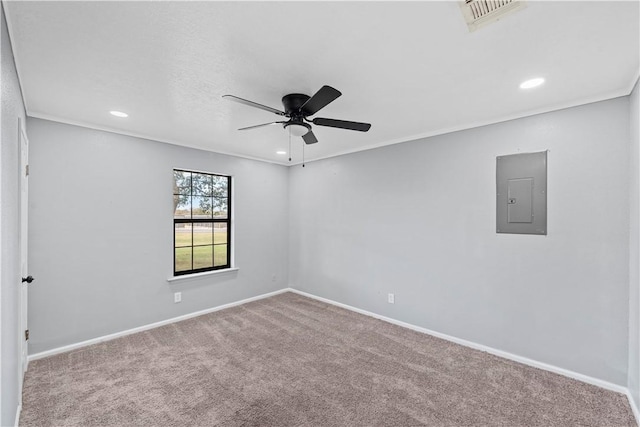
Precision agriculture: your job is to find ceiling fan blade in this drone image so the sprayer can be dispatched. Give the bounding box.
[238,121,285,131]
[312,118,371,132]
[300,86,342,116]
[302,130,318,145]
[223,95,285,116]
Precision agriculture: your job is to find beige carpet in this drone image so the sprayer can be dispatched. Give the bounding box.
[21,292,634,426]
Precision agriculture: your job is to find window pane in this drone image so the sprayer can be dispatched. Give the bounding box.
[174,171,191,195]
[212,176,228,198]
[174,196,191,219]
[173,171,230,276]
[193,196,213,219]
[214,223,228,244]
[192,173,213,196]
[193,245,213,270]
[214,244,228,267]
[193,223,213,245]
[175,223,192,247]
[175,247,192,272]
[213,197,228,218]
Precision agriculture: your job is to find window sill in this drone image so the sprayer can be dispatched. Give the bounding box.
[167,268,239,283]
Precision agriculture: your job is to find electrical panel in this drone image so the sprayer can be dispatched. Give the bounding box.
[496,151,547,235]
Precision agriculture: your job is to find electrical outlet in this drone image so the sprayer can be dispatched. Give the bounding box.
[388,293,395,304]
[271,274,276,282]
[174,292,182,303]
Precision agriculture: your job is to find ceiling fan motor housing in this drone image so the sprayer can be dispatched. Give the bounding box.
[282,93,312,136]
[282,93,311,115]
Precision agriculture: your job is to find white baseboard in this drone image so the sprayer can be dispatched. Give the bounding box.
[14,404,21,427]
[627,390,640,426]
[288,288,630,396]
[28,288,290,362]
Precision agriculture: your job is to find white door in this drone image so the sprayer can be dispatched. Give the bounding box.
[19,121,29,378]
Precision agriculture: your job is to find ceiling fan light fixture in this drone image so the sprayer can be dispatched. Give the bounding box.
[285,122,310,137]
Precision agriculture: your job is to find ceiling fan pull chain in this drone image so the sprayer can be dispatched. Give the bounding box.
[302,139,305,168]
[288,128,292,162]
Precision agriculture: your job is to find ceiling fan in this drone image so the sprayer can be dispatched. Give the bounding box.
[222,85,371,145]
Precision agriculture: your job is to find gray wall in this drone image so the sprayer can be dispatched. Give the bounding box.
[1,4,26,426]
[289,97,630,386]
[26,118,289,354]
[630,78,640,406]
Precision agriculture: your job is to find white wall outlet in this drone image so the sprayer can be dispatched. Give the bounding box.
[174,292,182,303]
[271,274,277,282]
[388,293,395,304]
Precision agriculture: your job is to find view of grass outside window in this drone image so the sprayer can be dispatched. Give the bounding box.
[173,169,231,275]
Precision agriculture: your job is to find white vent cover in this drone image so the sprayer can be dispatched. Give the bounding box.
[460,0,527,32]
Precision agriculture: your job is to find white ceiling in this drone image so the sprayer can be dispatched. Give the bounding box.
[5,1,639,165]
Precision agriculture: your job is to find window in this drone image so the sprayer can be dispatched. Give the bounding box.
[173,169,231,275]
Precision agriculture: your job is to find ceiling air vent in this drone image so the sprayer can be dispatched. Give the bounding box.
[460,0,527,32]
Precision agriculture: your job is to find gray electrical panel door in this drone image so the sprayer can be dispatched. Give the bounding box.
[497,151,547,235]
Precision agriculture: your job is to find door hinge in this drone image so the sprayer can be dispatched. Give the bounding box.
[25,330,29,341]
[25,165,29,177]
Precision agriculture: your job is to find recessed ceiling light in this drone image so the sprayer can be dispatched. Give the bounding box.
[519,78,545,89]
[276,151,287,155]
[110,110,129,118]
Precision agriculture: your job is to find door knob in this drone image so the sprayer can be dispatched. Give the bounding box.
[21,276,34,284]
